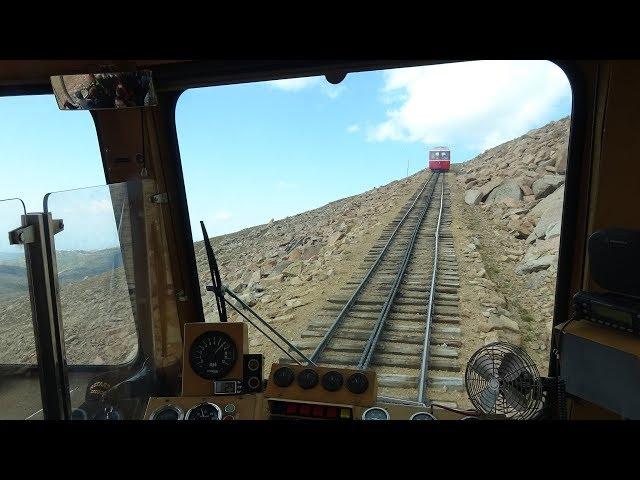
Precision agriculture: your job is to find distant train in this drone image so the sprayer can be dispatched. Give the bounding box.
[429,146,451,172]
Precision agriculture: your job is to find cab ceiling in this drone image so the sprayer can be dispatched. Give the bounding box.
[0,59,447,95]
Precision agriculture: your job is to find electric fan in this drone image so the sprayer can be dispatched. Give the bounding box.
[465,342,543,419]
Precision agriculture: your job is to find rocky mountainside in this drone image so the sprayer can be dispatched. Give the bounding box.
[451,117,570,373]
[458,116,569,277]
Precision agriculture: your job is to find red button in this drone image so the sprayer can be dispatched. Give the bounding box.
[325,407,337,418]
[286,404,298,415]
[312,406,324,417]
[299,405,311,416]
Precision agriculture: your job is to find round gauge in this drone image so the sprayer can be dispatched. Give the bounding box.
[321,371,344,392]
[185,402,222,421]
[346,372,369,394]
[410,412,437,421]
[189,331,237,380]
[149,405,184,420]
[273,366,295,387]
[71,408,88,420]
[247,358,260,371]
[362,407,390,420]
[297,369,319,389]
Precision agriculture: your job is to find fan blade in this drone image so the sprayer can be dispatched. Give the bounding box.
[500,383,528,412]
[498,352,526,382]
[470,354,495,380]
[478,384,500,413]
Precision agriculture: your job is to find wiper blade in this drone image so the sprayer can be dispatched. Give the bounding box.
[201,221,228,322]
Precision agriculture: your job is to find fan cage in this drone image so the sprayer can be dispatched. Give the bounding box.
[465,341,542,420]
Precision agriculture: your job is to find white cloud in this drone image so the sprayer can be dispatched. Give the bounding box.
[367,61,571,152]
[267,76,346,99]
[347,124,360,133]
[267,77,322,92]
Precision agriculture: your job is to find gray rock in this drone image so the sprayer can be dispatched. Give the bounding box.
[479,177,504,199]
[485,179,523,205]
[515,254,556,275]
[533,202,563,239]
[532,174,565,199]
[529,186,564,219]
[464,189,483,205]
[555,148,567,174]
[488,314,520,333]
[545,221,562,239]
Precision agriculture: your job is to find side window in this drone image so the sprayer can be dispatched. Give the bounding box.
[0,95,140,418]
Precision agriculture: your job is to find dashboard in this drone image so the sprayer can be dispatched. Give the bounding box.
[143,322,479,421]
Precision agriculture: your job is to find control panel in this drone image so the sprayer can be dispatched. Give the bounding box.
[264,363,378,407]
[144,394,266,420]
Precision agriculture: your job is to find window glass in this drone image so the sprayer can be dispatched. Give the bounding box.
[0,96,140,366]
[176,61,572,409]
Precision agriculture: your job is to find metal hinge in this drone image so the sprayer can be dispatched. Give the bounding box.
[52,219,64,235]
[8,225,35,245]
[150,192,169,204]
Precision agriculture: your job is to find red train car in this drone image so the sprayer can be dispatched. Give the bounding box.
[429,146,451,172]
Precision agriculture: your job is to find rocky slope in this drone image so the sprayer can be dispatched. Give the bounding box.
[453,117,570,372]
[459,116,569,269]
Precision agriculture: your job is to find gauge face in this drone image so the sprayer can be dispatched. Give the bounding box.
[189,331,237,380]
[321,371,344,391]
[362,407,389,420]
[297,369,319,389]
[273,366,295,387]
[185,402,222,421]
[346,372,369,394]
[150,405,184,420]
[410,412,437,421]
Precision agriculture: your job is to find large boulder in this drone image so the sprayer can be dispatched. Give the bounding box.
[515,254,556,275]
[555,148,568,174]
[485,179,523,205]
[479,177,504,199]
[465,189,483,205]
[533,200,563,239]
[532,174,565,199]
[530,185,565,220]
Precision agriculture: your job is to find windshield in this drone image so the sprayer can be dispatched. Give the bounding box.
[176,61,572,408]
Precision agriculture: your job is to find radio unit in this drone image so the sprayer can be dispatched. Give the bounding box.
[572,291,640,335]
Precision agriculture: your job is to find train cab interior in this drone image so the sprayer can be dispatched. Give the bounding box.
[0,59,638,421]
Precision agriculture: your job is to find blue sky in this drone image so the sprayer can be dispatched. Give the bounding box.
[0,61,572,250]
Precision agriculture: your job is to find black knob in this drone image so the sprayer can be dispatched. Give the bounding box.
[346,372,369,394]
[297,369,319,389]
[273,366,295,387]
[321,371,344,392]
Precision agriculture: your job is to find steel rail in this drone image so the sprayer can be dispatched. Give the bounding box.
[417,174,446,404]
[308,173,438,363]
[358,173,441,370]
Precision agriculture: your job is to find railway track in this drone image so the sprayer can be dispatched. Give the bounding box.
[283,171,463,405]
